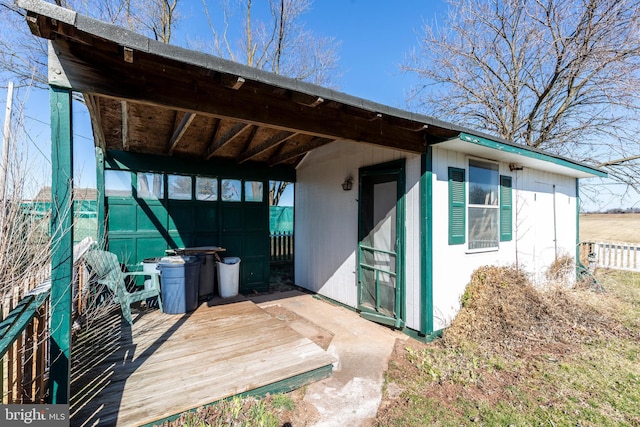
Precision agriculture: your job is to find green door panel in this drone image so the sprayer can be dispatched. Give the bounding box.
[108,202,136,231]
[136,237,168,260]
[241,258,268,292]
[136,203,168,231]
[195,204,218,232]
[168,202,195,232]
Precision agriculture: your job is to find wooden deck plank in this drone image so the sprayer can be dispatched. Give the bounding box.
[70,299,335,426]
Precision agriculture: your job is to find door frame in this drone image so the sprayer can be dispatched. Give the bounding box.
[357,159,406,329]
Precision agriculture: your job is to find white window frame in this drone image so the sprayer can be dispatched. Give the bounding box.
[467,158,500,252]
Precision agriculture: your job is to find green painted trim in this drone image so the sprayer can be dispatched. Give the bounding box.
[140,364,333,427]
[49,86,74,404]
[420,149,434,335]
[458,133,607,178]
[397,161,406,328]
[402,327,444,343]
[360,311,402,328]
[0,292,50,359]
[105,150,296,182]
[96,147,106,248]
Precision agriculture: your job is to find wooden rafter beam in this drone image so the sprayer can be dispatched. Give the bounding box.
[268,137,335,166]
[221,75,245,90]
[168,112,196,154]
[206,122,251,159]
[237,131,297,163]
[121,100,128,151]
[201,118,221,157]
[290,92,324,107]
[83,94,106,152]
[240,125,259,153]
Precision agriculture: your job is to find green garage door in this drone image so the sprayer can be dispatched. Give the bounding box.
[104,171,270,293]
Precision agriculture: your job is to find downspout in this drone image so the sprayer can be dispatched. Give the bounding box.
[553,184,558,260]
[576,179,580,277]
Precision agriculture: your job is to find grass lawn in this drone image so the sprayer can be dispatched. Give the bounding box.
[376,268,640,427]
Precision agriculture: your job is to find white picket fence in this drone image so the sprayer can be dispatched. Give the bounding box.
[580,241,640,272]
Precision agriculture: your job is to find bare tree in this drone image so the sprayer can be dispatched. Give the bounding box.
[200,0,339,204]
[404,0,640,193]
[201,0,340,87]
[269,180,289,206]
[0,87,54,301]
[0,0,181,89]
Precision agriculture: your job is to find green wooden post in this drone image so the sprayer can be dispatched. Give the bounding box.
[96,147,106,248]
[420,148,433,336]
[49,85,74,404]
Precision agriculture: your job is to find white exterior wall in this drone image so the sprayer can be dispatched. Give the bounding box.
[295,141,423,330]
[295,141,578,334]
[431,146,578,330]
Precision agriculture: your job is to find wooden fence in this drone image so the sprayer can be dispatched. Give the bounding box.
[270,233,294,263]
[579,241,640,272]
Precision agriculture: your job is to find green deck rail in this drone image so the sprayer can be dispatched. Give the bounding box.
[0,288,51,403]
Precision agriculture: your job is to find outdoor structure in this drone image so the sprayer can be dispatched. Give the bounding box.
[17,0,605,414]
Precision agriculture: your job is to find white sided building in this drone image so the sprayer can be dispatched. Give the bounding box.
[295,133,605,337]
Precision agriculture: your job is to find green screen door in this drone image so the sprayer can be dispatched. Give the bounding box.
[357,162,405,328]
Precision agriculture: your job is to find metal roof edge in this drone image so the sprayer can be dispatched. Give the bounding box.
[455,132,607,178]
[17,0,77,25]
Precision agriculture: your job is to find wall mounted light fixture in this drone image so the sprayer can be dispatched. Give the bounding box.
[342,177,353,191]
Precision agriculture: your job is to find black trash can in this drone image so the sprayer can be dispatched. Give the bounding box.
[157,255,201,314]
[196,253,216,299]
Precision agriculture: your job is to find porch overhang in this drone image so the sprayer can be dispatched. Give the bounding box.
[19,0,479,170]
[436,133,607,179]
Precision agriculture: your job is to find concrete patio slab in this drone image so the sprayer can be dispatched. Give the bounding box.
[252,290,408,427]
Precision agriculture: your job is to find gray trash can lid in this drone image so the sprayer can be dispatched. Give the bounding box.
[160,255,198,264]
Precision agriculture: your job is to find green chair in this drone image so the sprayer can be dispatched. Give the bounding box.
[83,249,163,325]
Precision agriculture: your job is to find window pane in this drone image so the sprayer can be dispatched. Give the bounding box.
[168,175,192,200]
[196,177,218,201]
[137,172,164,199]
[245,181,263,202]
[105,170,131,197]
[468,207,498,250]
[469,160,499,205]
[221,179,241,202]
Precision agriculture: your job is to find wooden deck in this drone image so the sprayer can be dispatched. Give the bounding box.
[69,297,336,426]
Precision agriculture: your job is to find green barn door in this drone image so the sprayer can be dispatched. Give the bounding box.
[357,161,405,329]
[220,179,270,293]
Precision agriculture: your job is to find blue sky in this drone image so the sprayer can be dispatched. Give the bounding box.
[0,0,633,210]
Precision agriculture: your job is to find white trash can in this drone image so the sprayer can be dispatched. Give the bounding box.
[217,257,240,298]
[142,257,162,290]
